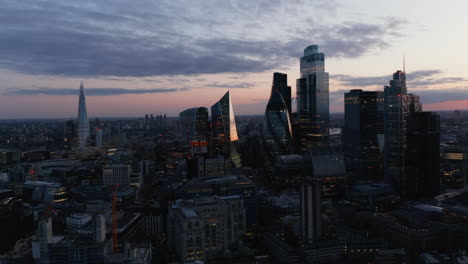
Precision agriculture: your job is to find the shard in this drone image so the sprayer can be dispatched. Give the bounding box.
[78,81,89,148]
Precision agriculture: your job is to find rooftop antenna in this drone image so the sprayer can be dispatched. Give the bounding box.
[403,53,406,72]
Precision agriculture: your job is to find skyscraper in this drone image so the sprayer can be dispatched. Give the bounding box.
[301,177,321,244]
[63,120,76,150]
[262,90,293,184]
[77,82,89,149]
[384,70,422,197]
[211,91,241,168]
[344,89,385,181]
[95,128,103,148]
[295,45,329,152]
[405,111,440,199]
[272,72,292,116]
[179,107,209,144]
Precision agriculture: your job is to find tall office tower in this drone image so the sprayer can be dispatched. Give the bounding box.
[295,45,330,152]
[405,111,440,199]
[179,107,209,144]
[63,120,76,150]
[77,82,90,149]
[384,70,422,196]
[300,177,321,244]
[344,90,385,182]
[262,90,293,184]
[272,72,292,116]
[211,91,241,168]
[144,114,149,129]
[95,128,103,148]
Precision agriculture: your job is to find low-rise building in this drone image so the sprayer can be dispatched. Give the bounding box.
[168,195,246,263]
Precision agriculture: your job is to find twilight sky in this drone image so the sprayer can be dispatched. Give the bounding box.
[1,0,468,118]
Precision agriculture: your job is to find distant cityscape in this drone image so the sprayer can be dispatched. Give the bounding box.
[0,44,468,264]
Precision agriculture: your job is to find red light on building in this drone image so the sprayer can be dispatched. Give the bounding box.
[191,141,209,147]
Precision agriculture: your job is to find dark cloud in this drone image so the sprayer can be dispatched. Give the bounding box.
[415,88,468,104]
[4,87,189,96]
[333,69,465,88]
[333,74,390,87]
[143,79,163,83]
[166,78,191,83]
[411,77,466,87]
[0,0,406,77]
[206,82,255,89]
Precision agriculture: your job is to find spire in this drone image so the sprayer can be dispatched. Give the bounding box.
[403,53,406,73]
[78,82,89,149]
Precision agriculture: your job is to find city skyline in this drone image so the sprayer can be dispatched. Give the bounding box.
[1,2,468,263]
[1,0,468,118]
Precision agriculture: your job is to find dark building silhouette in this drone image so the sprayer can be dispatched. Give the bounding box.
[405,111,440,199]
[301,177,321,244]
[272,72,292,116]
[344,89,385,182]
[63,120,76,150]
[178,107,209,144]
[305,147,346,199]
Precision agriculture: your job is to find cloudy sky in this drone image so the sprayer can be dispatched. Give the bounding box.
[1,0,468,118]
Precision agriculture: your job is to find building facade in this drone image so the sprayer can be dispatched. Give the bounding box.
[102,164,132,185]
[211,91,241,167]
[262,90,293,184]
[405,111,440,199]
[272,72,292,116]
[168,196,246,262]
[295,45,330,152]
[384,70,423,197]
[344,89,385,181]
[179,107,209,144]
[301,177,321,244]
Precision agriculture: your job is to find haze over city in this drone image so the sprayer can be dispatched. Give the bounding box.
[1,0,468,118]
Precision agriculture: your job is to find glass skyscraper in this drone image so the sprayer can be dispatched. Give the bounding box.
[384,70,423,198]
[344,89,385,181]
[295,45,329,152]
[211,91,241,168]
[77,81,89,149]
[405,111,440,199]
[272,72,292,116]
[262,90,293,184]
[179,107,209,144]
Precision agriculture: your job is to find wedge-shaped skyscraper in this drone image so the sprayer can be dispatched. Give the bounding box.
[78,82,89,149]
[211,91,241,168]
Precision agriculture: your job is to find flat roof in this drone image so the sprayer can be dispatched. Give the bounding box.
[181,207,198,218]
[24,181,62,188]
